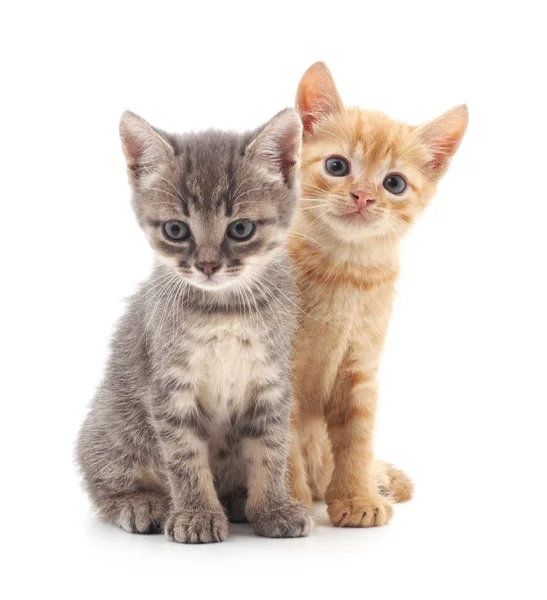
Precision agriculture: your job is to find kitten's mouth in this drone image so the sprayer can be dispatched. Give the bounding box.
[185,272,238,291]
[338,209,378,226]
[197,275,227,288]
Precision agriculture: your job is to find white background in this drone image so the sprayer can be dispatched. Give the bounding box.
[1,1,546,599]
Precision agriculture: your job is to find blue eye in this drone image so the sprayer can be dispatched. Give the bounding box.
[162,220,190,241]
[325,156,350,177]
[383,174,407,195]
[227,219,256,241]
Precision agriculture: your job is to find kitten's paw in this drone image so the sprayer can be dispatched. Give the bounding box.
[249,502,313,538]
[165,510,229,544]
[100,492,169,534]
[327,494,393,528]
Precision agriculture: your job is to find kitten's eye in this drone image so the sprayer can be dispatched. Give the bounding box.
[325,156,350,177]
[227,219,256,241]
[162,220,190,242]
[383,174,407,195]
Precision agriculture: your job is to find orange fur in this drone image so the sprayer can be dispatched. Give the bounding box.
[289,62,467,527]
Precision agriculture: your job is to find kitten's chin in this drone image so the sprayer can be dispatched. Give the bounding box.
[191,281,237,292]
[180,274,239,292]
[327,211,389,241]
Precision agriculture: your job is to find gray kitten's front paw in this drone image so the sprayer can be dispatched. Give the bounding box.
[99,492,169,534]
[165,510,229,544]
[248,502,313,538]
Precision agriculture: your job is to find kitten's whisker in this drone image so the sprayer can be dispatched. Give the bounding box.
[156,176,188,205]
[155,275,181,344]
[299,204,330,214]
[149,188,186,206]
[303,210,329,240]
[228,176,253,205]
[230,186,278,205]
[137,273,178,301]
[245,275,285,335]
[130,277,175,357]
[288,230,325,249]
[240,279,263,338]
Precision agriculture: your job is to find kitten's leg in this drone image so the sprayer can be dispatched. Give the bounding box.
[77,405,170,534]
[288,408,314,507]
[213,435,249,523]
[154,390,229,544]
[324,357,393,528]
[300,415,333,501]
[240,385,313,538]
[97,491,170,534]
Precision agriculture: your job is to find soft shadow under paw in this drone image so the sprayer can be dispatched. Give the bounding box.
[165,510,229,544]
[249,502,313,538]
[327,495,393,528]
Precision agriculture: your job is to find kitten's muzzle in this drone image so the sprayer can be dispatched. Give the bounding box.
[196,261,222,277]
[350,189,376,210]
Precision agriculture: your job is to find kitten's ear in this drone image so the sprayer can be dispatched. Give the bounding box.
[296,61,343,135]
[119,111,174,187]
[415,105,469,178]
[247,108,302,186]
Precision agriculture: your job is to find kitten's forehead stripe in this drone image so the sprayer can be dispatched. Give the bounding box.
[178,174,198,211]
[130,122,297,295]
[184,149,193,174]
[171,130,261,219]
[224,151,236,216]
[180,195,190,217]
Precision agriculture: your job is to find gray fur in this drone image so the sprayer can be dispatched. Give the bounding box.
[76,109,312,543]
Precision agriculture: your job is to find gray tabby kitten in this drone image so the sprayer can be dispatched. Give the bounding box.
[76,109,312,543]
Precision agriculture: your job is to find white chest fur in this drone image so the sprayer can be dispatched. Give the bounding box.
[183,319,276,418]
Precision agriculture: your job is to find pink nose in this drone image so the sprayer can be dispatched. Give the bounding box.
[351,190,375,209]
[196,261,221,276]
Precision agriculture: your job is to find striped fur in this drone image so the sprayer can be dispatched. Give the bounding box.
[76,109,312,543]
[288,62,468,527]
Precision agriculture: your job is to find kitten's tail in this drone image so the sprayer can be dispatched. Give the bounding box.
[302,421,414,503]
[374,461,414,503]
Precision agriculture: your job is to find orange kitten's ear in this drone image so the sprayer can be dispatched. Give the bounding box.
[296,61,342,135]
[416,105,469,177]
[119,111,174,187]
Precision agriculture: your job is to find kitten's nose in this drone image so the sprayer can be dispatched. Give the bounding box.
[196,261,222,276]
[351,190,376,209]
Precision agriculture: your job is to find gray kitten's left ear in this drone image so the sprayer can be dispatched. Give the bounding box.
[247,109,302,186]
[119,111,174,187]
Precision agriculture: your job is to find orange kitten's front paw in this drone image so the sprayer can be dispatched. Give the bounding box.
[327,495,393,528]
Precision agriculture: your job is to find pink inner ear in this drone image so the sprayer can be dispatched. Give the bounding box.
[428,136,461,171]
[122,130,162,175]
[123,133,146,167]
[420,106,468,173]
[299,86,331,134]
[273,127,299,184]
[301,111,317,136]
[296,64,342,135]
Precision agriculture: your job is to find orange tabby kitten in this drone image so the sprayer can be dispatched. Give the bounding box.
[288,62,468,527]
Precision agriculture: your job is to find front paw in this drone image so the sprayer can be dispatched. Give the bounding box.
[327,494,393,528]
[165,509,229,544]
[248,502,313,538]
